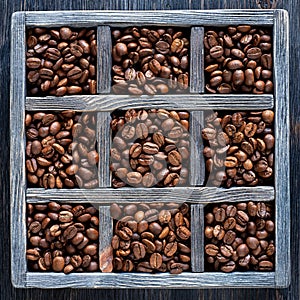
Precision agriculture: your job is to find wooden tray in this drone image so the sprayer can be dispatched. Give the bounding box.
[10,9,290,288]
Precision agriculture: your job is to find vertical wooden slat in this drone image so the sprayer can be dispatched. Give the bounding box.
[273,9,290,288]
[190,27,205,93]
[10,12,26,288]
[97,112,111,187]
[189,111,205,186]
[97,26,112,93]
[99,206,114,272]
[191,204,204,272]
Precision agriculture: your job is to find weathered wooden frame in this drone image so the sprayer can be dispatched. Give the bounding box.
[10,9,289,289]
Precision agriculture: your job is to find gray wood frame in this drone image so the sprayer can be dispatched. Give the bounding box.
[10,9,289,289]
[26,186,275,203]
[25,94,274,111]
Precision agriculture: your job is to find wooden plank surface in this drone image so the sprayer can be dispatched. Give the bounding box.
[191,204,204,272]
[99,206,114,273]
[9,12,27,288]
[189,111,205,186]
[190,27,205,94]
[25,94,274,111]
[26,186,275,203]
[24,10,275,26]
[97,26,112,94]
[1,0,299,300]
[97,112,111,187]
[25,272,276,288]
[273,9,290,288]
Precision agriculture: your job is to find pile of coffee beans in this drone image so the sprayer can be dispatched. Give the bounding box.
[204,25,273,93]
[204,202,275,272]
[202,110,274,187]
[26,202,99,273]
[26,27,97,96]
[110,109,190,188]
[110,202,191,274]
[111,27,189,95]
[26,111,99,188]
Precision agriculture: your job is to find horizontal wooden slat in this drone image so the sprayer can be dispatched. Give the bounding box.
[25,94,274,111]
[26,186,274,203]
[25,272,276,288]
[25,10,274,26]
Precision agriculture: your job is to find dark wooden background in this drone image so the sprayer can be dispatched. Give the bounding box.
[1,0,299,299]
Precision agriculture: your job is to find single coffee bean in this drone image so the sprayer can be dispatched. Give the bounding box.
[52,256,65,272]
[132,242,146,259]
[220,261,236,272]
[150,253,163,269]
[246,237,260,250]
[168,150,182,166]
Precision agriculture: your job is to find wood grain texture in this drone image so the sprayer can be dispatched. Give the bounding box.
[24,10,275,26]
[97,26,112,94]
[99,206,114,272]
[273,9,290,288]
[189,111,205,186]
[97,112,111,187]
[190,27,204,93]
[25,94,274,111]
[26,186,275,203]
[9,12,27,289]
[191,204,204,272]
[24,272,276,288]
[287,0,300,298]
[2,0,299,299]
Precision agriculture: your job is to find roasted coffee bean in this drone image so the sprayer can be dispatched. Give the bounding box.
[205,202,275,272]
[26,27,97,96]
[220,260,236,272]
[205,26,273,94]
[63,225,78,240]
[150,253,163,269]
[143,142,159,154]
[52,256,65,272]
[132,242,146,259]
[215,208,226,222]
